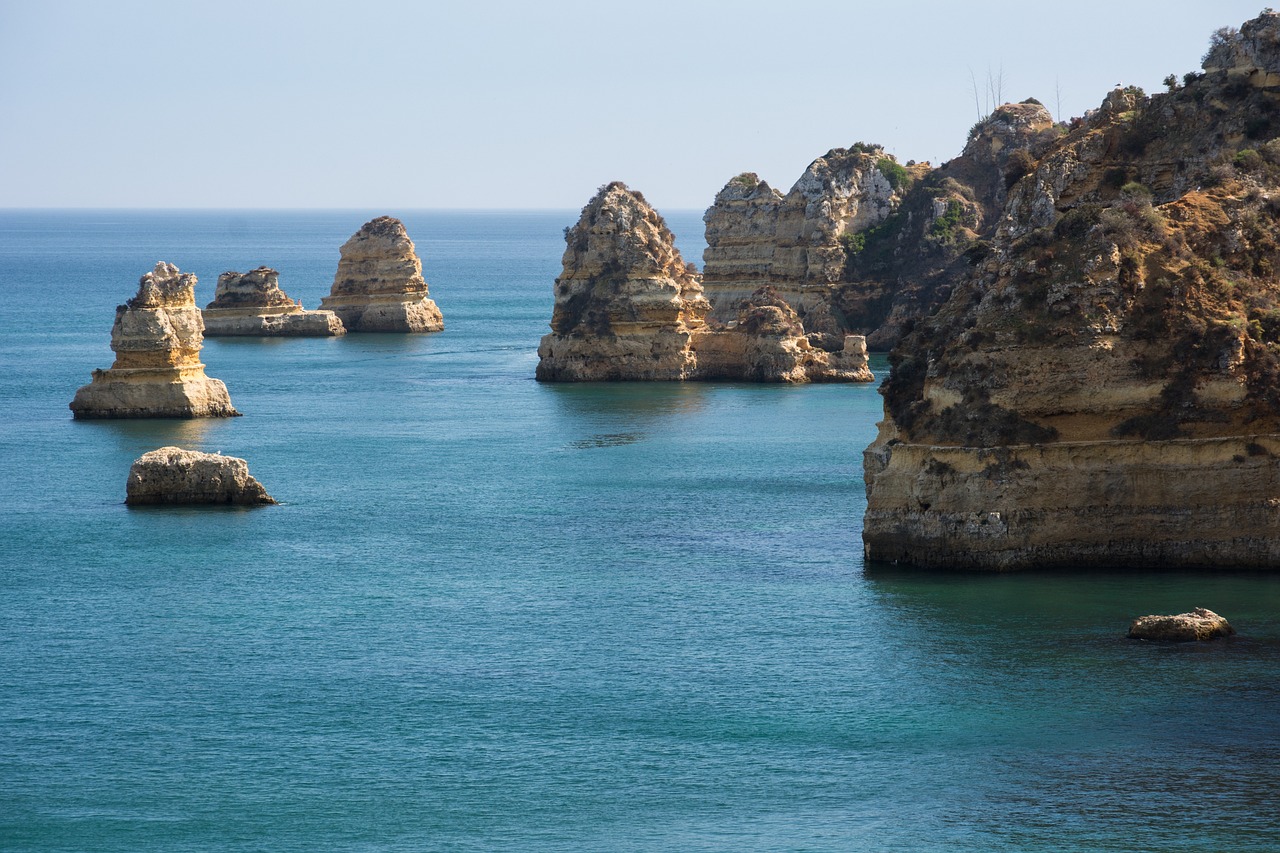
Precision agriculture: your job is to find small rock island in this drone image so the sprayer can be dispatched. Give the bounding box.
[536,182,872,383]
[71,262,240,419]
[125,446,275,506]
[319,216,444,332]
[203,267,344,336]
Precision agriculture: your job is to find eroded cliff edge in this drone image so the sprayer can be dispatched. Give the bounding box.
[864,11,1280,569]
[536,182,871,383]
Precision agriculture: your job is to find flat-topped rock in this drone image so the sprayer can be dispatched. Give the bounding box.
[319,216,443,332]
[203,267,345,336]
[1128,608,1235,641]
[70,262,239,419]
[125,446,275,506]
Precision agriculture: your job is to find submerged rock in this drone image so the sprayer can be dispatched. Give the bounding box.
[70,262,240,419]
[1128,608,1235,641]
[319,216,443,332]
[203,267,345,336]
[536,184,873,384]
[125,446,275,505]
[863,11,1280,570]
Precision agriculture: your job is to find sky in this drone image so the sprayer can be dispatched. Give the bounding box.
[0,0,1269,210]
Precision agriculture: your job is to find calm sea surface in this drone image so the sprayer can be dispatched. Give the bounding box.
[1,210,1278,851]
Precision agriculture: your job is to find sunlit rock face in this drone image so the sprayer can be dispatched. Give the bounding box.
[319,216,443,333]
[203,267,345,336]
[125,446,275,506]
[536,184,873,385]
[70,262,239,419]
[864,11,1280,570]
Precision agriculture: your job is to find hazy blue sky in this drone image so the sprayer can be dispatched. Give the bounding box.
[0,0,1267,210]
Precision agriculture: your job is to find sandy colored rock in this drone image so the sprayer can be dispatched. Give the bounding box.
[70,262,239,419]
[863,11,1280,570]
[536,185,873,384]
[319,216,443,332]
[125,446,275,506]
[1128,608,1235,641]
[202,267,345,336]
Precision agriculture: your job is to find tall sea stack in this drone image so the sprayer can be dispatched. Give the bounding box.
[864,11,1280,569]
[319,216,443,333]
[70,262,239,419]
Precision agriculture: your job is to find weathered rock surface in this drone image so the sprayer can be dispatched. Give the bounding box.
[1128,608,1235,641]
[536,182,710,381]
[319,217,443,332]
[203,267,345,336]
[70,262,240,419]
[125,446,275,506]
[863,11,1280,570]
[536,184,873,384]
[702,149,915,349]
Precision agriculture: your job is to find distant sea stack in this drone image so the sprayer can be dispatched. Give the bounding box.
[536,182,873,384]
[70,262,239,419]
[318,216,443,332]
[864,11,1280,570]
[125,446,275,506]
[203,267,345,336]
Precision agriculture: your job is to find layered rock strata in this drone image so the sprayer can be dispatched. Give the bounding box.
[203,267,345,336]
[319,216,443,332]
[863,11,1280,570]
[70,262,239,419]
[702,149,916,348]
[536,183,873,384]
[125,446,275,505]
[1128,608,1235,642]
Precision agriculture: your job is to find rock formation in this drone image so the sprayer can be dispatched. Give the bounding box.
[125,446,275,506]
[319,216,443,332]
[203,267,345,336]
[863,11,1280,570]
[70,262,240,419]
[536,183,873,384]
[1128,608,1235,641]
[702,148,918,349]
[536,182,711,381]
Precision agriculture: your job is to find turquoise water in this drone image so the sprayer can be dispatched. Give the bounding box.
[1,211,1278,851]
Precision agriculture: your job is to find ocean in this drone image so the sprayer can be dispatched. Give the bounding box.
[1,210,1278,851]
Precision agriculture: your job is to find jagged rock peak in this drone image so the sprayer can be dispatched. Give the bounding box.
[961,100,1056,163]
[127,261,198,309]
[713,173,784,204]
[562,181,699,281]
[341,215,416,256]
[1201,10,1280,75]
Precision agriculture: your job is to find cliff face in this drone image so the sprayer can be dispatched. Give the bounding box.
[537,183,873,383]
[702,147,915,348]
[319,217,444,332]
[864,11,1280,569]
[70,262,239,419]
[203,267,345,336]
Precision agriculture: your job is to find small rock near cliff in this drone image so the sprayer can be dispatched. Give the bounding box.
[125,446,276,506]
[1127,608,1235,641]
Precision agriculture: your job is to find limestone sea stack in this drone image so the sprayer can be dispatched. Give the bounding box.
[125,446,275,505]
[536,182,710,381]
[318,216,443,332]
[1127,608,1235,642]
[202,267,345,336]
[70,262,239,419]
[863,11,1280,570]
[536,182,873,384]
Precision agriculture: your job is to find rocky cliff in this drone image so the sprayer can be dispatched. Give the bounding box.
[319,217,444,332]
[70,262,239,419]
[702,147,919,349]
[537,183,873,383]
[203,267,345,336]
[125,446,275,505]
[863,11,1280,570]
